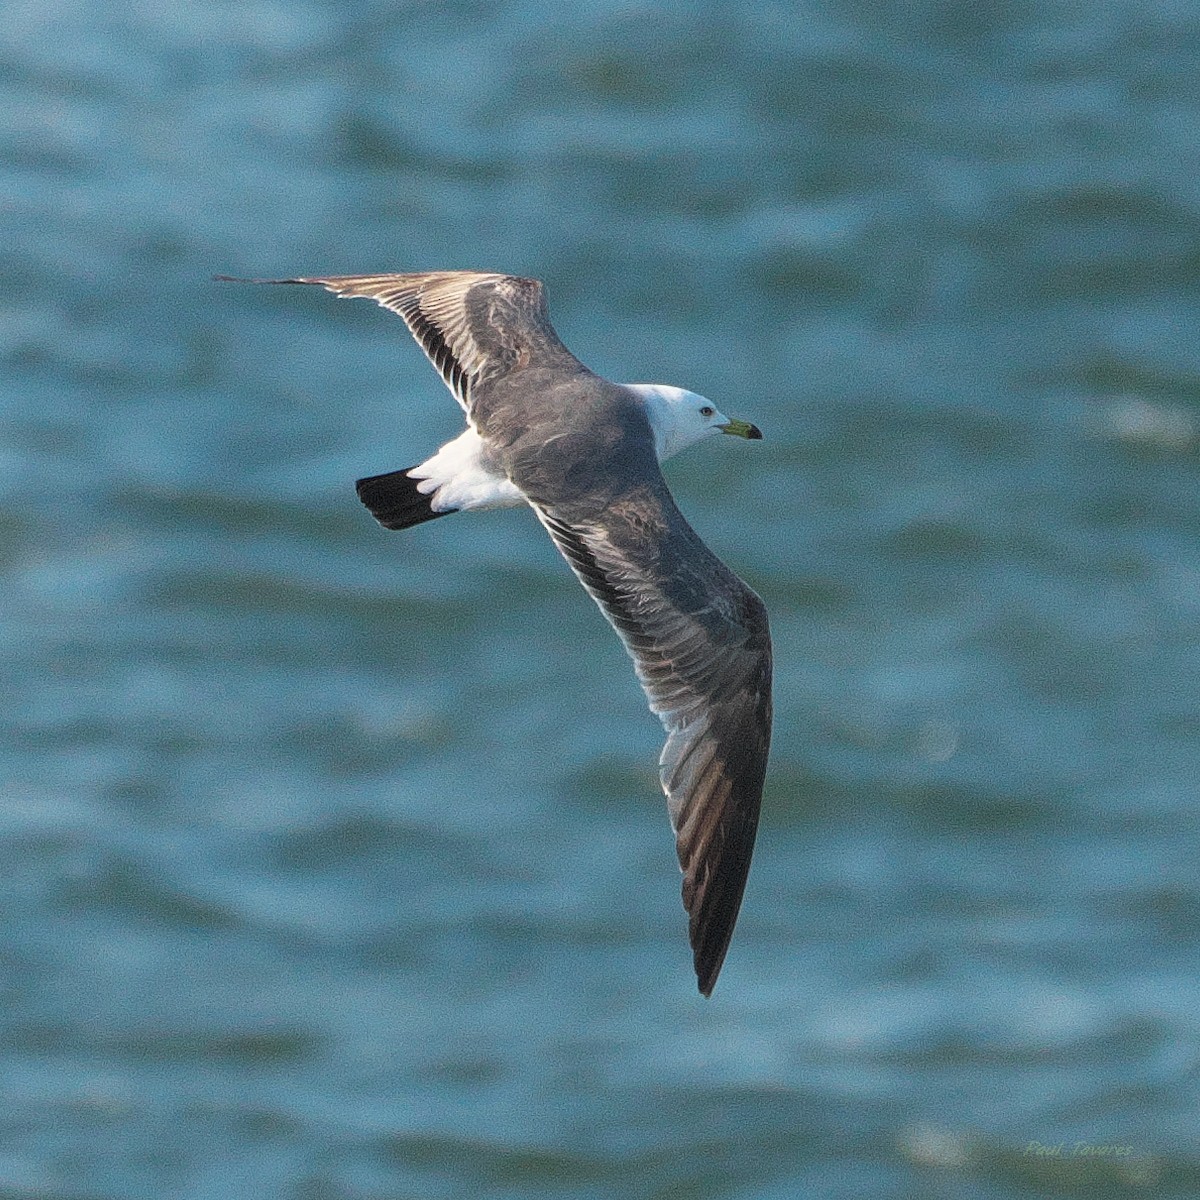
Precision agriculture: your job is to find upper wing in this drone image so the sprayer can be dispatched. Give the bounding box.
[218,271,582,413]
[533,484,772,996]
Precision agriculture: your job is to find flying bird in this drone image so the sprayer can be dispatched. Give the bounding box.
[219,271,772,995]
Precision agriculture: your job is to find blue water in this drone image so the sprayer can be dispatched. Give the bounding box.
[3,2,1200,1197]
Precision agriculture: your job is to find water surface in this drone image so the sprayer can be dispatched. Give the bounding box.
[3,2,1200,1196]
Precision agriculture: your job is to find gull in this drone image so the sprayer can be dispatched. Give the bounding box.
[219,271,772,995]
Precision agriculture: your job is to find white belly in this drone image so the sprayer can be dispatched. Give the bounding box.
[408,427,526,513]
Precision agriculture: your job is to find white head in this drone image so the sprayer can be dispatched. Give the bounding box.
[627,384,763,462]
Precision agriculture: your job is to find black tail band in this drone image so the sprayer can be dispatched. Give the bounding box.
[355,469,456,531]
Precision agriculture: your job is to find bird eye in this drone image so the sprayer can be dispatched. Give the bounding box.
[699,406,714,417]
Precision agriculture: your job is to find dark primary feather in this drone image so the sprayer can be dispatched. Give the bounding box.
[533,481,772,996]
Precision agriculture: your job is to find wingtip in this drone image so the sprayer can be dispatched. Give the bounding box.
[694,950,726,998]
[212,275,320,285]
[688,890,743,998]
